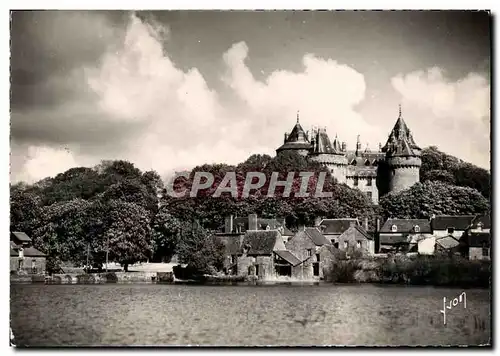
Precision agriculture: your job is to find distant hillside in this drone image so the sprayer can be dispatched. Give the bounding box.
[420,146,490,199]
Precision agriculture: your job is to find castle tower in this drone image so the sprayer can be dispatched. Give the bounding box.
[276,111,313,157]
[381,105,422,193]
[308,129,348,183]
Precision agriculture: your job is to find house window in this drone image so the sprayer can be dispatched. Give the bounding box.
[391,225,398,232]
[255,264,260,276]
[414,225,420,233]
[334,242,339,249]
[343,241,348,249]
[482,248,489,257]
[353,177,358,186]
[447,227,455,234]
[356,241,361,248]
[367,178,372,186]
[316,253,320,262]
[307,249,313,257]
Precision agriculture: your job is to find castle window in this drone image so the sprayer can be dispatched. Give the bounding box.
[365,160,370,166]
[350,159,357,166]
[372,160,378,166]
[367,178,372,186]
[414,225,420,233]
[353,177,358,186]
[366,191,372,201]
[307,249,312,257]
[391,225,398,232]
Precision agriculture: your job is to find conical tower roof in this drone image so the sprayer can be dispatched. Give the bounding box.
[382,105,421,156]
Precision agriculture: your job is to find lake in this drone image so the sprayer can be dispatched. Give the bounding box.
[10,283,491,347]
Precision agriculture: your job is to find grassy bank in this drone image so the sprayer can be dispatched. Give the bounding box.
[325,255,491,288]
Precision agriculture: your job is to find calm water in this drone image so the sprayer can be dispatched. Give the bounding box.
[10,283,490,347]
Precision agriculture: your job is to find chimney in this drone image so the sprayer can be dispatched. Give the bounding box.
[248,213,258,231]
[284,133,289,143]
[376,218,380,232]
[364,217,369,231]
[224,215,234,233]
[314,216,322,227]
[379,142,382,152]
[342,142,346,152]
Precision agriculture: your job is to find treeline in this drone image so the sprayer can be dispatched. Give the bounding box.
[420,146,490,198]
[10,148,490,274]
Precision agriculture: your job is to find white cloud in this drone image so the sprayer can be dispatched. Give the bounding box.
[391,67,490,168]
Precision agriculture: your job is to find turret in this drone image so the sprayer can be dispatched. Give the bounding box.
[382,105,421,193]
[355,135,362,157]
[276,110,313,157]
[308,129,347,183]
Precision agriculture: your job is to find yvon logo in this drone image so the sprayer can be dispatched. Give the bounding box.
[440,292,466,325]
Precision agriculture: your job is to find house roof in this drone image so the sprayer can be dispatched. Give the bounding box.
[435,236,460,249]
[305,227,330,246]
[466,232,490,248]
[274,250,302,266]
[379,234,412,245]
[379,219,432,233]
[471,215,491,230]
[10,249,18,257]
[431,215,476,231]
[11,232,32,242]
[319,218,359,235]
[339,225,374,241]
[241,230,281,255]
[22,247,46,257]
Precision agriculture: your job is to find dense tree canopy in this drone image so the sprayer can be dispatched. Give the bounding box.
[379,181,490,219]
[420,146,490,198]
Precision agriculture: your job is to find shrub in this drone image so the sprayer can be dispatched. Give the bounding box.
[329,260,360,283]
[103,272,118,283]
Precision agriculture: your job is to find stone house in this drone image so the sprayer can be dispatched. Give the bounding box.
[285,227,330,279]
[10,232,46,274]
[430,215,476,239]
[237,230,287,279]
[460,230,490,261]
[379,219,432,253]
[336,224,375,256]
[318,218,361,245]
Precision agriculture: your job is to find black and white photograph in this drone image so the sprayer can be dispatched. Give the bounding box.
[8,8,492,347]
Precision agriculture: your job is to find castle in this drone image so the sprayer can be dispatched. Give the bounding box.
[276,105,422,204]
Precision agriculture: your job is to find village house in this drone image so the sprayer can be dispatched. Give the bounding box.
[378,219,433,253]
[430,215,476,239]
[237,230,287,279]
[336,223,375,256]
[285,227,330,279]
[434,235,461,255]
[318,218,362,246]
[459,215,491,261]
[10,232,46,274]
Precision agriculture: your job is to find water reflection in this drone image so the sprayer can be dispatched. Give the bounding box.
[10,284,490,347]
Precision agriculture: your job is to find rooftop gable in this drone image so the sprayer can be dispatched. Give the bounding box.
[379,219,432,233]
[431,215,476,231]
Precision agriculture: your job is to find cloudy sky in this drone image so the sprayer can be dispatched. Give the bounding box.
[10,10,491,183]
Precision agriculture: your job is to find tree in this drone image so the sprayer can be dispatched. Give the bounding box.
[10,184,42,236]
[151,208,181,262]
[379,181,490,219]
[176,221,225,275]
[104,201,153,271]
